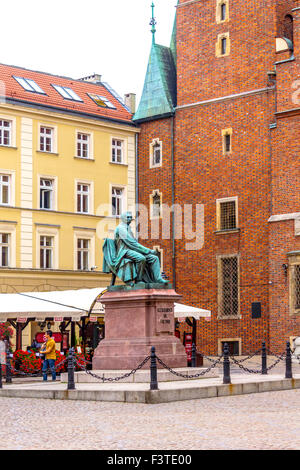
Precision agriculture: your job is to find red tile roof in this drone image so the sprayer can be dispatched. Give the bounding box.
[0,63,134,125]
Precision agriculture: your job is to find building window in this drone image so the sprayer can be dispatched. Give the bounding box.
[221,37,227,55]
[40,236,53,269]
[216,33,230,57]
[111,187,124,216]
[0,233,9,267]
[77,133,90,158]
[112,139,124,164]
[151,191,162,218]
[221,340,240,356]
[216,0,229,23]
[0,175,10,205]
[220,2,226,21]
[77,183,90,213]
[217,197,238,231]
[77,238,89,270]
[218,255,239,318]
[40,178,54,210]
[40,126,53,153]
[294,265,300,309]
[150,139,162,168]
[0,120,11,146]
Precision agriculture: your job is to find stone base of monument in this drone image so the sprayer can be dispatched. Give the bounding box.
[92,284,187,370]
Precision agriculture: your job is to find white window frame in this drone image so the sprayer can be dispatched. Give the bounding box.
[111,138,124,164]
[36,227,59,269]
[0,223,16,268]
[76,131,93,159]
[38,123,57,154]
[0,170,15,207]
[150,138,162,168]
[0,115,16,148]
[75,180,94,215]
[111,136,127,165]
[0,233,10,267]
[0,120,12,147]
[110,185,126,217]
[39,235,54,269]
[73,230,95,271]
[39,177,54,210]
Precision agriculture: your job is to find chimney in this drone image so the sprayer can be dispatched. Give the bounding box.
[124,93,136,113]
[79,74,102,84]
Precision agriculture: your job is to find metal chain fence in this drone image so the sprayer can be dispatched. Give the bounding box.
[74,355,151,382]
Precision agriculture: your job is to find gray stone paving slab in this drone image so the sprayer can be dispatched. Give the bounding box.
[0,389,300,449]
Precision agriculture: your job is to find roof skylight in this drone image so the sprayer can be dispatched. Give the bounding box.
[52,85,82,102]
[87,93,116,109]
[13,76,46,94]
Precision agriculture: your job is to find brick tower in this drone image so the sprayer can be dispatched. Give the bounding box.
[133,0,300,355]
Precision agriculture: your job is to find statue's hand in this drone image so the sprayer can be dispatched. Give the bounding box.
[150,249,158,256]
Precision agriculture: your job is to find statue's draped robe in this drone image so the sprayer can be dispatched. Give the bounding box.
[102,222,161,283]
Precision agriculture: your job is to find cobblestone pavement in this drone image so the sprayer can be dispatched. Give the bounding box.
[0,389,300,450]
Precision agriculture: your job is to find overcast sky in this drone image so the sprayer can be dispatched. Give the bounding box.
[2,0,177,106]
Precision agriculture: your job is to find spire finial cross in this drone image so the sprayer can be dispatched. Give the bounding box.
[149,2,157,44]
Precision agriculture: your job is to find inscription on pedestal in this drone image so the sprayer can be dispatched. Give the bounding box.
[156,307,174,334]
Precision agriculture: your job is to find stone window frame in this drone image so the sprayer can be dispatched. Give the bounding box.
[288,251,300,315]
[216,32,231,58]
[149,138,163,169]
[222,128,232,155]
[217,253,241,320]
[216,196,239,232]
[216,0,229,24]
[153,245,164,271]
[150,189,163,220]
[218,337,241,356]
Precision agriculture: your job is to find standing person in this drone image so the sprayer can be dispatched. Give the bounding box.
[40,330,56,381]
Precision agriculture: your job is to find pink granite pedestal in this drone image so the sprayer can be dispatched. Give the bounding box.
[92,286,187,370]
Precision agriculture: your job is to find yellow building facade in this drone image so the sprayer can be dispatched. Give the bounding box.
[0,65,138,350]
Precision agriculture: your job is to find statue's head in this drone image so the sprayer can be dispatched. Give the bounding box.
[121,212,133,225]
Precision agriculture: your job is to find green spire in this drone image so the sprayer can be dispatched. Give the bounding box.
[150,2,156,44]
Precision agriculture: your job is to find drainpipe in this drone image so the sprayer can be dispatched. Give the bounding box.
[171,115,176,290]
[135,132,139,240]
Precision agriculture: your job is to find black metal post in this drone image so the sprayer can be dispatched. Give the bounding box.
[261,341,267,375]
[285,341,293,379]
[67,347,75,390]
[150,346,158,390]
[223,343,231,384]
[191,343,196,368]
